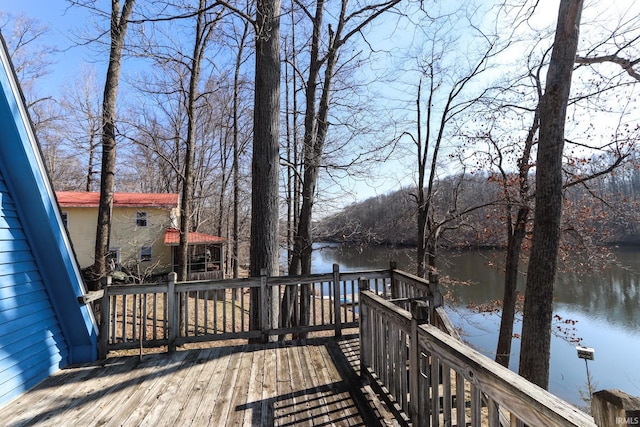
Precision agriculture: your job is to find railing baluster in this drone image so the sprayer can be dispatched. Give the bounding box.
[204,290,209,335]
[194,291,199,336]
[122,295,127,342]
[132,294,137,343]
[231,288,236,332]
[456,372,466,427]
[486,396,500,427]
[184,291,189,337]
[222,287,227,333]
[142,294,147,342]
[431,354,440,427]
[389,322,397,400]
[241,285,245,332]
[470,384,481,427]
[442,362,452,426]
[213,287,218,334]
[421,352,431,427]
[319,282,325,326]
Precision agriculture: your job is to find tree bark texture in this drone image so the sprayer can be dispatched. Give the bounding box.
[518,0,583,389]
[177,0,214,282]
[232,20,249,279]
[289,0,325,277]
[495,207,528,367]
[249,0,281,335]
[495,100,539,368]
[91,0,135,291]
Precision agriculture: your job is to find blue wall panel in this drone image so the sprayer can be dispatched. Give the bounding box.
[0,172,69,406]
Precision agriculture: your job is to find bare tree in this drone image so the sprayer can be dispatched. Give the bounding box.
[0,11,62,157]
[248,0,282,340]
[460,1,639,369]
[59,66,102,192]
[575,6,640,83]
[281,0,400,334]
[230,17,252,278]
[518,0,584,389]
[0,12,55,109]
[67,0,137,291]
[288,0,400,276]
[175,0,222,281]
[399,4,502,277]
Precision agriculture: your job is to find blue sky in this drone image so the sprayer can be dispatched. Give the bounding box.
[3,0,638,206]
[1,1,101,96]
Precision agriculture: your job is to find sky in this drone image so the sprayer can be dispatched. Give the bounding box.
[1,0,408,205]
[2,0,639,207]
[1,1,100,89]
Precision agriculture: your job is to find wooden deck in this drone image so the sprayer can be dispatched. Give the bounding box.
[3,335,397,427]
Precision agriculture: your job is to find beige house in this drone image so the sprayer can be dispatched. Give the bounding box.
[56,192,225,280]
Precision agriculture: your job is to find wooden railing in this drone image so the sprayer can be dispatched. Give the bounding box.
[98,264,392,357]
[359,287,597,427]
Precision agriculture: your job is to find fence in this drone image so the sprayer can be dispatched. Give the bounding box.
[98,264,392,357]
[358,287,597,427]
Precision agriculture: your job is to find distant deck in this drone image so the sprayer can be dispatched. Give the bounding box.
[3,335,396,427]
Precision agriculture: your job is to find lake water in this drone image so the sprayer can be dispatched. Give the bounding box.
[307,243,640,407]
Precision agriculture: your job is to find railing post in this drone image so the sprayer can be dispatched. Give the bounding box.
[428,272,442,326]
[98,275,111,359]
[260,268,269,343]
[409,299,429,427]
[167,272,177,352]
[592,389,640,427]
[333,264,342,337]
[390,261,398,299]
[358,280,370,380]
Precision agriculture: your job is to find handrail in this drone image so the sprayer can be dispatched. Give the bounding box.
[98,264,389,357]
[359,289,596,427]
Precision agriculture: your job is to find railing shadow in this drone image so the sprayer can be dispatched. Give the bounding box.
[234,335,388,427]
[7,336,389,427]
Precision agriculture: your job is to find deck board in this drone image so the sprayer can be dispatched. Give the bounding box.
[2,335,397,427]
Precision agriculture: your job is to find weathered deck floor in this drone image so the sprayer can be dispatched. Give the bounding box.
[3,335,397,427]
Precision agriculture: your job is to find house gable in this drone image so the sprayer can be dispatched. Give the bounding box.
[0,33,97,407]
[57,192,179,272]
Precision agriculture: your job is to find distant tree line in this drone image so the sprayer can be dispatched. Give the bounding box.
[317,159,640,249]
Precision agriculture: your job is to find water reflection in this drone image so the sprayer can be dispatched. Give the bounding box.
[310,243,640,405]
[313,244,640,331]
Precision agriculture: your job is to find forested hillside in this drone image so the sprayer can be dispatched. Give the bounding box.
[317,165,640,248]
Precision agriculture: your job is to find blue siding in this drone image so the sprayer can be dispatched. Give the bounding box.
[0,173,70,405]
[0,33,97,408]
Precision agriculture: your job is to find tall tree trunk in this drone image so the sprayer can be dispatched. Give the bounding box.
[86,129,97,192]
[177,0,216,282]
[249,0,281,340]
[495,207,528,367]
[290,0,399,276]
[495,99,539,368]
[91,0,135,291]
[518,0,583,389]
[232,19,249,279]
[289,0,325,277]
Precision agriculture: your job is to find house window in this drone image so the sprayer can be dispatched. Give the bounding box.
[61,212,69,228]
[140,246,152,262]
[136,211,148,227]
[107,248,120,271]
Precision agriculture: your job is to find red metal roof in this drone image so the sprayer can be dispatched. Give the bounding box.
[164,228,227,245]
[56,191,179,208]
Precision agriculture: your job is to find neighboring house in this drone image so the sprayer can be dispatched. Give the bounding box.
[56,192,227,281]
[0,34,97,407]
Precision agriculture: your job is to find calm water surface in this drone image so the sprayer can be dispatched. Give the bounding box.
[308,243,640,407]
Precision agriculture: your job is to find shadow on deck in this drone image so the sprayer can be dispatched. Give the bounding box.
[3,334,398,427]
